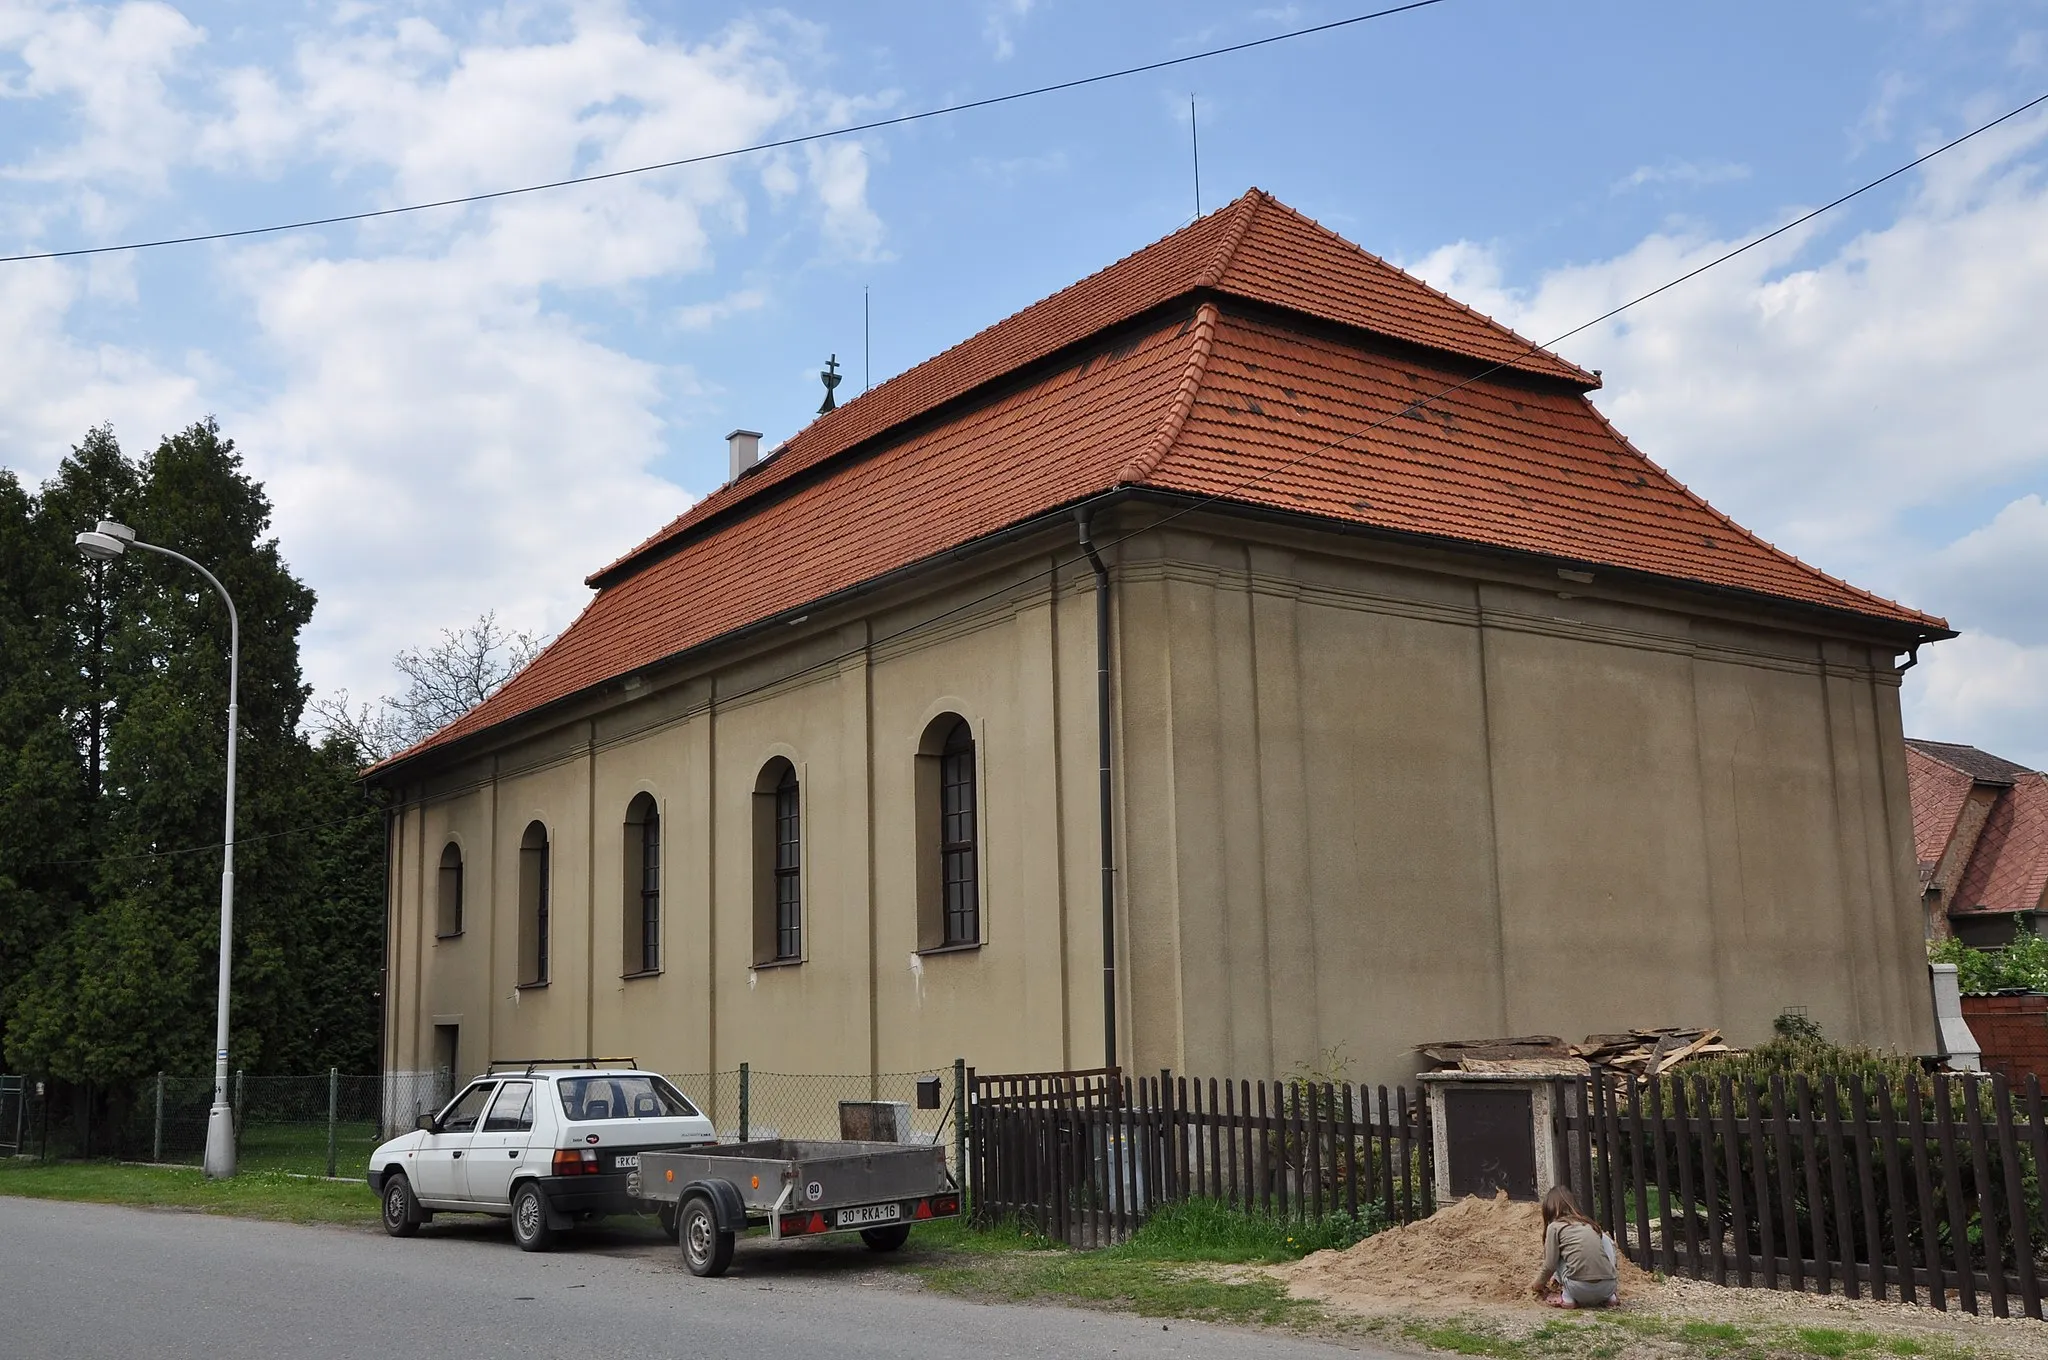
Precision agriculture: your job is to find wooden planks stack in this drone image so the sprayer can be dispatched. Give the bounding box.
[1571,1027,1732,1078]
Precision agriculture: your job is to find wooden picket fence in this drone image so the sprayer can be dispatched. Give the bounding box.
[1557,1070,2048,1319]
[966,1066,1432,1247]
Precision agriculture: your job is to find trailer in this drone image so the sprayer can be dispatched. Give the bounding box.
[635,1139,962,1276]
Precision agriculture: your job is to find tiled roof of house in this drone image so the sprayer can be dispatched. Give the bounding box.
[1954,774,2048,916]
[1908,739,2048,918]
[587,190,1593,589]
[1906,744,1978,869]
[1904,738,2034,787]
[374,191,1949,774]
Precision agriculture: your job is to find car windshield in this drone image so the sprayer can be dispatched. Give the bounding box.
[556,1074,698,1121]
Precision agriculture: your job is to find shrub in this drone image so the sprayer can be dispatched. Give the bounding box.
[1664,1033,1927,1104]
[1929,919,2048,995]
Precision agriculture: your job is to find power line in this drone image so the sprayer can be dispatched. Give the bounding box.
[0,1,1450,267]
[42,86,2045,866]
[566,85,2045,758]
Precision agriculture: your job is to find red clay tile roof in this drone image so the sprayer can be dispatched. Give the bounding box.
[1953,773,2048,917]
[1147,310,1938,624]
[374,192,1949,774]
[1907,744,1977,869]
[1905,738,2033,786]
[588,189,1593,589]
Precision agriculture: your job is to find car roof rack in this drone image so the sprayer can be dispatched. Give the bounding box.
[487,1057,640,1076]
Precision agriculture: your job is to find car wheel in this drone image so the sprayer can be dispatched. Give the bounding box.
[679,1195,734,1277]
[511,1182,554,1253]
[380,1173,420,1238]
[860,1224,911,1252]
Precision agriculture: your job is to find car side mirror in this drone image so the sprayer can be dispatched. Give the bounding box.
[416,1114,439,1133]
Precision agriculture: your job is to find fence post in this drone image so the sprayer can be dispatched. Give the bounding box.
[953,1057,968,1187]
[326,1067,339,1179]
[233,1068,244,1136]
[153,1073,164,1162]
[738,1063,750,1143]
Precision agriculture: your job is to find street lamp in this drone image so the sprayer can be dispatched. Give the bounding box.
[76,520,242,1179]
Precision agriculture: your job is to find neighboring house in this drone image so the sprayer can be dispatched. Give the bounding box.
[366,189,1950,1092]
[1906,739,2048,947]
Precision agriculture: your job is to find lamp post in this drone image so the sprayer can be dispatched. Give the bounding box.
[76,520,241,1179]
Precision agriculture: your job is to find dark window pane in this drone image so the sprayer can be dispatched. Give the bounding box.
[536,845,550,982]
[773,769,801,960]
[640,809,660,973]
[938,723,978,946]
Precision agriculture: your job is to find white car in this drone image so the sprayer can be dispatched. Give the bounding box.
[368,1062,716,1251]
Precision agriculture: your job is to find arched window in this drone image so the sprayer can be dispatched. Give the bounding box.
[753,759,802,964]
[436,842,464,938]
[624,793,660,975]
[917,715,981,949]
[518,821,550,986]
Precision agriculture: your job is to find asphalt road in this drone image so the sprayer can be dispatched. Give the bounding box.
[0,1197,1401,1360]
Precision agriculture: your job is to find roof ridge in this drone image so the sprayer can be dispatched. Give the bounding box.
[1119,301,1219,485]
[1199,190,1264,286]
[1241,196,1599,388]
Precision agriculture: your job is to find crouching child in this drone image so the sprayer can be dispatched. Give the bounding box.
[1530,1185,1618,1308]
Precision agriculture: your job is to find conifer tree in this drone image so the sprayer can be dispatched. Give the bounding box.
[3,421,384,1082]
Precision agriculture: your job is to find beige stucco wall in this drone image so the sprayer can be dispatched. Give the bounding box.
[1113,520,1936,1089]
[384,545,1109,1099]
[382,508,1937,1094]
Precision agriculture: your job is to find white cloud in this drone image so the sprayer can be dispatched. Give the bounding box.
[0,1,881,716]
[1908,632,2048,763]
[1404,108,2048,766]
[0,257,202,460]
[674,287,767,331]
[983,0,1033,61]
[1612,159,1752,193]
[0,0,203,195]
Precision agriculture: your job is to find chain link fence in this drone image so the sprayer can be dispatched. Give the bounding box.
[3,1063,967,1178]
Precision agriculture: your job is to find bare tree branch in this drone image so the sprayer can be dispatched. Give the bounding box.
[308,611,547,765]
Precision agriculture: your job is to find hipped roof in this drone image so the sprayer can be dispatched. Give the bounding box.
[375,189,1947,776]
[1906,740,2048,918]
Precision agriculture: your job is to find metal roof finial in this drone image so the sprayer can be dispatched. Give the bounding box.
[818,353,842,413]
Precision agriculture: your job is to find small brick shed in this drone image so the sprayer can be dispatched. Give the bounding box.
[1961,994,2048,1084]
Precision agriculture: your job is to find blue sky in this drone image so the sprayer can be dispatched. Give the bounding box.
[2,0,2045,763]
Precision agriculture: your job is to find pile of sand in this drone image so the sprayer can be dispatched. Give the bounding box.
[1282,1192,1654,1313]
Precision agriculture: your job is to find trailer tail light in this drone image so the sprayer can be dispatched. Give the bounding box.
[778,1211,830,1236]
[932,1194,960,1217]
[552,1148,599,1176]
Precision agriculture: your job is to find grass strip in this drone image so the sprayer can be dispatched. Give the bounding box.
[0,1158,380,1226]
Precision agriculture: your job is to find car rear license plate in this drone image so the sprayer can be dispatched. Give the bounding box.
[837,1203,901,1228]
[613,1154,639,1169]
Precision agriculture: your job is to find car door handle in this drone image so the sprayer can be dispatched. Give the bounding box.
[452,1151,462,1159]
[508,1150,518,1158]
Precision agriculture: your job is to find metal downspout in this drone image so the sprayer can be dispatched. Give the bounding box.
[1076,509,1117,1071]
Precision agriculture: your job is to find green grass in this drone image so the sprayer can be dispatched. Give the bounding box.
[1402,1321,1530,1356]
[903,1198,1378,1330]
[1097,1197,1380,1264]
[918,1256,1315,1327]
[235,1120,381,1177]
[0,1158,380,1225]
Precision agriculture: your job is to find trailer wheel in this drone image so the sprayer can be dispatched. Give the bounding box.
[679,1195,734,1277]
[860,1224,911,1252]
